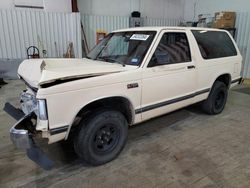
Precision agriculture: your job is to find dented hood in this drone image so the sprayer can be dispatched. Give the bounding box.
[18,58,137,88]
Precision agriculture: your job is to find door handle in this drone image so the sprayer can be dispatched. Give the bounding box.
[187,65,196,69]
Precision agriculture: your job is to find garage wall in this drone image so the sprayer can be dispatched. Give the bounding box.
[184,0,250,21]
[0,1,14,9]
[43,0,72,12]
[79,0,185,49]
[78,0,185,20]
[82,14,181,49]
[0,0,72,13]
[236,13,250,78]
[0,9,82,59]
[184,0,250,78]
[82,14,129,50]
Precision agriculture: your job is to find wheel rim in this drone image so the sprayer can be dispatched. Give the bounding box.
[92,124,119,154]
[214,90,225,110]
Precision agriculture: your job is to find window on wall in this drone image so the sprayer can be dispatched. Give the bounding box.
[14,0,44,9]
[148,32,191,67]
[192,30,237,60]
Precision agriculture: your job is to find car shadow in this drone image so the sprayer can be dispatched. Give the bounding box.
[15,105,204,187]
[42,106,200,168]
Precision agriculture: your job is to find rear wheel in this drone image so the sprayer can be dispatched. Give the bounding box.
[74,110,128,166]
[202,81,228,115]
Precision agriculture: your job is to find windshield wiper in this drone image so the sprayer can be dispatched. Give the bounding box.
[97,57,126,67]
[85,56,92,60]
[105,57,126,67]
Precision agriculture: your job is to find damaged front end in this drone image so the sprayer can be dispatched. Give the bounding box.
[9,112,35,149]
[4,90,54,170]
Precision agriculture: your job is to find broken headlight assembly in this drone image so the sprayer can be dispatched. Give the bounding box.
[20,92,48,120]
[20,92,38,115]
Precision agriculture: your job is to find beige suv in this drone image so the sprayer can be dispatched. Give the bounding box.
[5,27,242,168]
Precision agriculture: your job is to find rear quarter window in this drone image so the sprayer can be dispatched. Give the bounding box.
[192,30,237,59]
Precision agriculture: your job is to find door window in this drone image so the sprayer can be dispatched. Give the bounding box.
[148,32,191,67]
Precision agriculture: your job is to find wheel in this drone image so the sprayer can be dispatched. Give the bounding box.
[74,109,128,166]
[202,81,228,115]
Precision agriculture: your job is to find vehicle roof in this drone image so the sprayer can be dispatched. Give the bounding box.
[113,26,225,33]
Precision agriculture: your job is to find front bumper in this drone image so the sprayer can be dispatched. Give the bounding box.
[4,102,34,149]
[4,103,54,170]
[9,113,34,150]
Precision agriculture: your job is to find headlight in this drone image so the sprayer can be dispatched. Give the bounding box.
[38,99,48,120]
[20,91,37,115]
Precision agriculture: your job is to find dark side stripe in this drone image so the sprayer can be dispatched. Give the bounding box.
[50,125,69,135]
[135,88,210,114]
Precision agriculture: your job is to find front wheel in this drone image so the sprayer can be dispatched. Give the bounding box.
[202,81,228,115]
[74,110,128,166]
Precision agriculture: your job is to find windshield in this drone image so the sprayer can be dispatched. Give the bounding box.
[87,31,156,66]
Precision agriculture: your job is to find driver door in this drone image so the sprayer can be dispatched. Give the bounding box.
[140,30,197,121]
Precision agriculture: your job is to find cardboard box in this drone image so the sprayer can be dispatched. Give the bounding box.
[213,11,236,28]
[213,19,236,28]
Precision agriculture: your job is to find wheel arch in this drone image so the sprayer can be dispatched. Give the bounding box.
[65,96,135,139]
[212,73,232,89]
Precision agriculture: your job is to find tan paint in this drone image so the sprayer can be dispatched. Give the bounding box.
[17,27,242,144]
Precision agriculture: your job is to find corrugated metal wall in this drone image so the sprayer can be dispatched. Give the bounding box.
[0,10,182,60]
[0,9,82,59]
[82,14,129,50]
[82,14,181,49]
[236,12,250,78]
[143,17,180,27]
[3,10,248,78]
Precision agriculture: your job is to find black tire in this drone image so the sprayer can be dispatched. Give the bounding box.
[202,81,228,115]
[74,109,128,166]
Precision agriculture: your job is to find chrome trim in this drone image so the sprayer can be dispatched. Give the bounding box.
[9,113,33,150]
[8,111,54,170]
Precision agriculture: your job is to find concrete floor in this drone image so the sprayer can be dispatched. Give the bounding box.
[1,80,250,188]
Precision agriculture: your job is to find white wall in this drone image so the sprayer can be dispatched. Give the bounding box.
[184,0,250,21]
[0,9,82,59]
[44,0,72,12]
[0,1,14,9]
[183,0,196,22]
[0,0,72,12]
[78,0,185,20]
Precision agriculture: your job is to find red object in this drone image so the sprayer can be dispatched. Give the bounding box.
[96,32,106,44]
